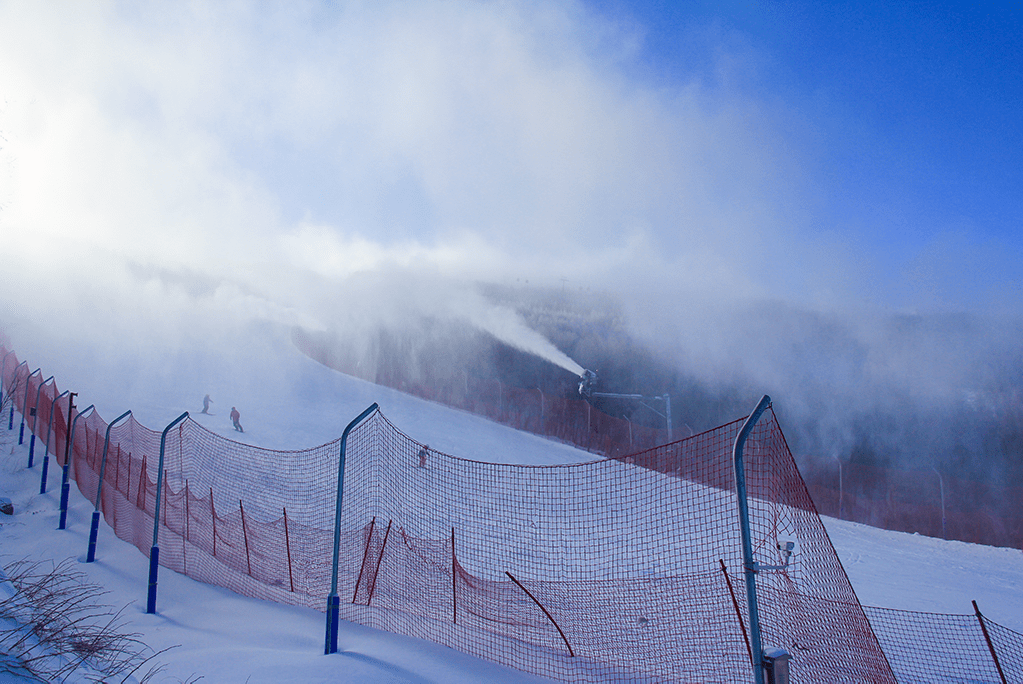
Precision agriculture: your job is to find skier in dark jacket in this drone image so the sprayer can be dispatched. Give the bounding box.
[202,394,213,414]
[230,406,243,433]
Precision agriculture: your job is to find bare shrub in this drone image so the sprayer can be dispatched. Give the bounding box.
[0,557,194,683]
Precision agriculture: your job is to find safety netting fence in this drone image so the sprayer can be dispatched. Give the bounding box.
[2,344,1021,683]
[864,604,1023,683]
[293,329,1023,552]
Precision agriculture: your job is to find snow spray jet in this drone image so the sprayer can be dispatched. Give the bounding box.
[470,303,585,377]
[472,308,585,377]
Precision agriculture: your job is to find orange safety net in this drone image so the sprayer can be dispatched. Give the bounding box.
[3,344,1017,682]
[864,605,1023,684]
[294,329,1023,551]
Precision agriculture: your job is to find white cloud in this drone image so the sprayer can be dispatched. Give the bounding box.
[3,0,1014,443]
[1,0,820,289]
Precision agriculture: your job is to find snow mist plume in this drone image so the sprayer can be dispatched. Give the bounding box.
[472,305,585,377]
[0,0,1020,495]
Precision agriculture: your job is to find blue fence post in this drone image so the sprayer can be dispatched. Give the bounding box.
[59,401,92,530]
[27,375,54,467]
[88,409,132,563]
[17,366,39,439]
[733,394,772,684]
[40,390,69,495]
[325,402,378,655]
[148,411,189,614]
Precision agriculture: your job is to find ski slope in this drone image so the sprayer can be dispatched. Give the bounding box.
[1,323,1022,682]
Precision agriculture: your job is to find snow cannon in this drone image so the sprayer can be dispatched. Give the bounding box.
[578,369,598,397]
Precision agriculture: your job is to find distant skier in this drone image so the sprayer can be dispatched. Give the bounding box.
[201,394,213,414]
[230,406,244,433]
[418,445,429,468]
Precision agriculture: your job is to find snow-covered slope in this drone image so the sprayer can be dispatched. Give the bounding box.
[1,324,1021,682]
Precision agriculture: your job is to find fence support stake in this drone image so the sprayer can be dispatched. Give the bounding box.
[184,480,191,542]
[183,480,190,575]
[973,601,1007,684]
[505,571,574,657]
[326,402,378,655]
[720,559,754,667]
[137,454,147,510]
[451,528,457,624]
[240,500,252,576]
[283,507,294,593]
[353,518,377,603]
[365,520,392,606]
[210,488,217,558]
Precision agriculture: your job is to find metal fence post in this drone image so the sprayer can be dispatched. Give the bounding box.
[40,390,69,494]
[59,400,92,529]
[18,368,40,443]
[733,394,772,684]
[325,402,378,655]
[27,375,54,467]
[88,409,132,562]
[147,411,188,614]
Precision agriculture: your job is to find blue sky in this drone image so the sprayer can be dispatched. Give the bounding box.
[586,1,1022,308]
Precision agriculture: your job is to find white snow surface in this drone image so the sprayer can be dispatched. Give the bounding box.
[1,324,1022,682]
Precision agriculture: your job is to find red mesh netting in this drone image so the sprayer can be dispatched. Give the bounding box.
[864,605,1023,683]
[3,344,1018,682]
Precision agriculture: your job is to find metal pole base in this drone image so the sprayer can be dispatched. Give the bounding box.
[325,594,340,654]
[39,456,49,494]
[87,511,101,562]
[28,434,35,467]
[58,481,70,529]
[146,546,160,614]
